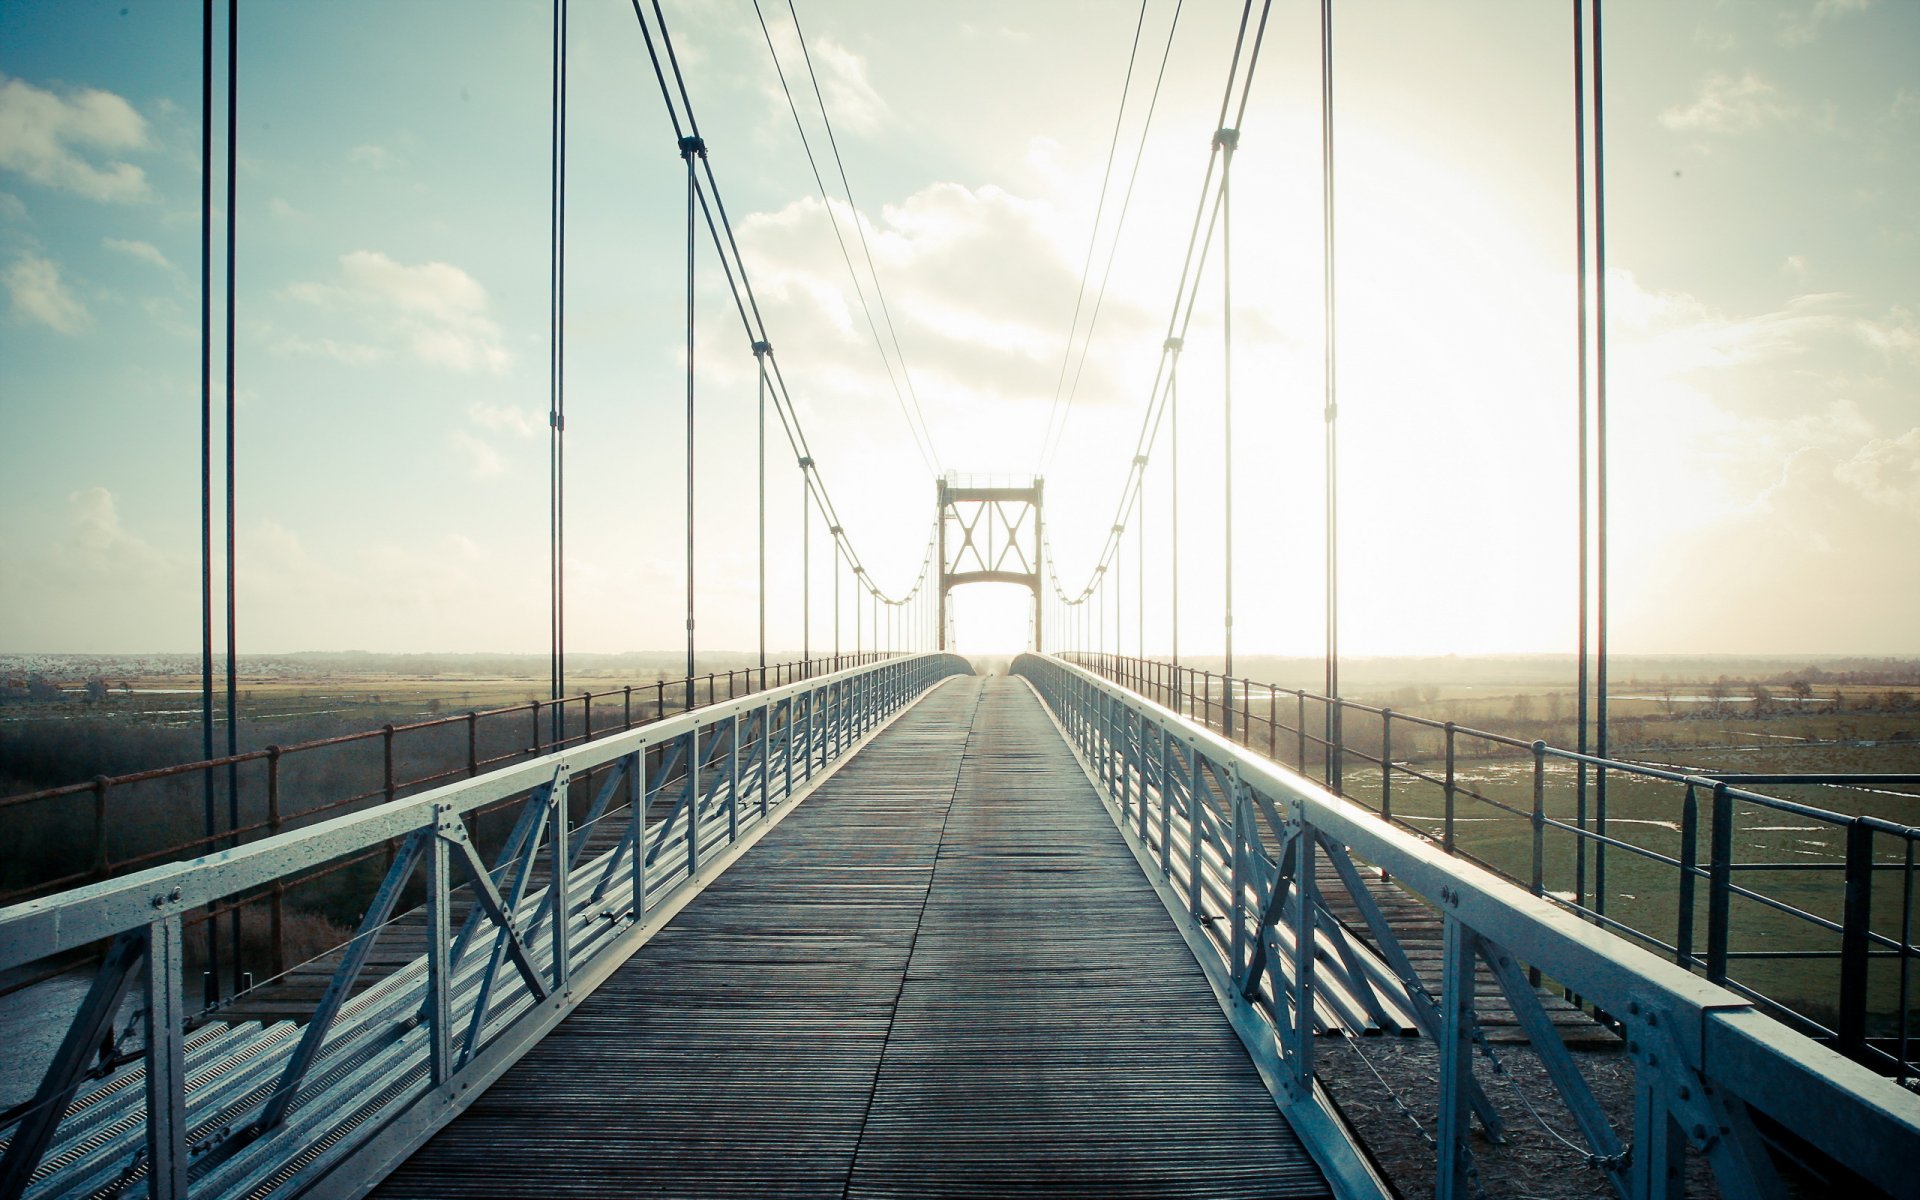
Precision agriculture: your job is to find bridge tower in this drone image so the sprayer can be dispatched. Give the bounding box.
[937,474,1043,651]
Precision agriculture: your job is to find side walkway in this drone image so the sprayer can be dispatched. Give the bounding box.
[375,676,1329,1199]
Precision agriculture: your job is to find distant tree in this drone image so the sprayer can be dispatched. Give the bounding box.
[1657,683,1678,718]
[1705,678,1730,717]
[1749,684,1773,717]
[1788,679,1813,703]
[84,678,107,704]
[1509,693,1535,722]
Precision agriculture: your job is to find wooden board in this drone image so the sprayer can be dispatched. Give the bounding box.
[374,677,1332,1199]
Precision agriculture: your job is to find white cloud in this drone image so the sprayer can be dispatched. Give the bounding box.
[809,38,889,136]
[0,191,25,221]
[0,74,149,202]
[59,487,169,580]
[347,143,403,170]
[1660,72,1796,135]
[1778,0,1876,46]
[452,431,507,479]
[268,196,307,220]
[469,401,543,438]
[271,333,389,366]
[288,250,511,373]
[1834,428,1920,519]
[4,251,89,333]
[101,236,170,270]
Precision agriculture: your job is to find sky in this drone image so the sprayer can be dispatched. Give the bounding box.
[0,0,1915,659]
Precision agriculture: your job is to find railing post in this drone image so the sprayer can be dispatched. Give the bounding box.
[1530,742,1546,899]
[91,776,110,879]
[550,774,571,988]
[144,915,188,1200]
[1380,710,1393,823]
[466,712,479,777]
[1268,686,1278,758]
[1159,726,1173,874]
[1436,914,1476,1200]
[1230,778,1247,986]
[1443,722,1458,854]
[1840,818,1876,1059]
[623,684,633,730]
[530,701,541,754]
[1707,782,1733,984]
[1678,783,1698,969]
[383,723,397,802]
[425,804,452,1086]
[581,691,592,744]
[268,746,285,975]
[1291,814,1317,1095]
[1296,690,1307,770]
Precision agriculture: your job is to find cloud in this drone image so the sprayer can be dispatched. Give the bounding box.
[4,251,89,333]
[452,430,507,479]
[469,400,543,438]
[347,143,403,170]
[1778,0,1876,46]
[1834,428,1920,519]
[808,38,889,136]
[0,191,25,221]
[268,196,307,220]
[288,250,511,373]
[270,333,388,366]
[0,74,150,201]
[1660,72,1796,134]
[101,236,170,270]
[59,487,169,581]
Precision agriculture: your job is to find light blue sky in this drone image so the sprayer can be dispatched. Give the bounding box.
[1,0,1915,656]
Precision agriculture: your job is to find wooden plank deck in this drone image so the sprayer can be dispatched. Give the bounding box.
[373,676,1332,1199]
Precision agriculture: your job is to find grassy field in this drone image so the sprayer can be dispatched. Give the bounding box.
[4,649,1917,1034]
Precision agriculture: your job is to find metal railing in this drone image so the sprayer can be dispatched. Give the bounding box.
[0,653,971,1200]
[0,652,900,1002]
[1015,653,1920,1200]
[1068,651,1920,1078]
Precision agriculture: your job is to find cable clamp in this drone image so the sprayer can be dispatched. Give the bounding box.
[799,456,814,470]
[1163,336,1183,353]
[678,135,707,160]
[549,411,564,431]
[752,340,772,357]
[1324,404,1338,423]
[1133,454,1148,466]
[1213,127,1240,151]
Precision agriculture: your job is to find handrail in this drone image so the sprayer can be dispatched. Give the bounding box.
[0,653,972,1200]
[1014,652,1920,1200]
[1067,649,1920,1074]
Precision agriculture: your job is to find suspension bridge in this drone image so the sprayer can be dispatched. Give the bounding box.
[3,2,1919,1199]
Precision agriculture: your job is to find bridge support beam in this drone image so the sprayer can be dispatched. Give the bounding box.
[937,475,1043,652]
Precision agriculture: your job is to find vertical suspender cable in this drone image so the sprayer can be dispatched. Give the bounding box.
[681,133,703,710]
[1592,0,1612,916]
[1320,0,1340,790]
[756,342,769,688]
[1169,340,1180,701]
[1217,126,1238,738]
[223,0,240,995]
[550,0,567,738]
[198,0,218,1007]
[801,463,810,671]
[1572,0,1591,911]
[1137,478,1144,660]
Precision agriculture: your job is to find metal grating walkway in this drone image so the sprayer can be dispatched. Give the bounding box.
[374,676,1331,1199]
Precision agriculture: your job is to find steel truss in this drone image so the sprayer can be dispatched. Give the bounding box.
[0,654,971,1200]
[1014,653,1920,1200]
[937,475,1042,651]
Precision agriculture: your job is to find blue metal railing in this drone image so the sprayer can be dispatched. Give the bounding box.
[0,654,971,1200]
[1014,652,1920,1200]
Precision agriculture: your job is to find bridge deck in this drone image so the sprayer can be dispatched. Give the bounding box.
[375,675,1331,1199]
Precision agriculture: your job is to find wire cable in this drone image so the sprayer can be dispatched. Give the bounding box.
[751,0,938,477]
[1035,0,1152,473]
[784,0,942,476]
